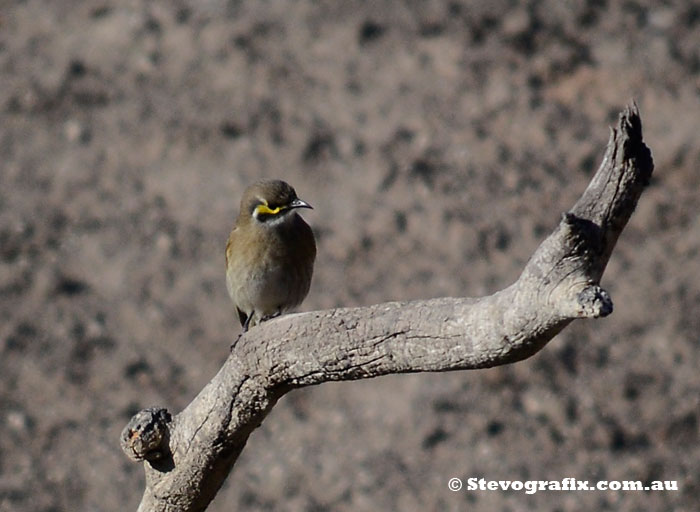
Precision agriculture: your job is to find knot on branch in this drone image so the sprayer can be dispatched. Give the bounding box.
[524,212,613,320]
[120,407,172,462]
[577,285,613,318]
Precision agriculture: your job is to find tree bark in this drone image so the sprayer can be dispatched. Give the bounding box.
[121,104,653,512]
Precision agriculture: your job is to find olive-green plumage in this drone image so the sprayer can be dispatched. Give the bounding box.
[226,180,316,333]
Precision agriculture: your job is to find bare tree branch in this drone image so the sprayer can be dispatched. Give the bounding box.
[121,104,653,512]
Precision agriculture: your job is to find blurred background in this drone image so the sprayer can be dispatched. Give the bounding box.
[1,1,698,510]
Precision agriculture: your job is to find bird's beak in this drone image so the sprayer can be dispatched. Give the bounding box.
[289,198,313,210]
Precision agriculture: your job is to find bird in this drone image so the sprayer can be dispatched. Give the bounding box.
[225,179,316,339]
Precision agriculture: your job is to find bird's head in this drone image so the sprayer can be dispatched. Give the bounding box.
[239,179,312,226]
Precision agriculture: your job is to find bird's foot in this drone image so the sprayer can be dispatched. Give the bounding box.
[230,333,243,352]
[260,310,282,323]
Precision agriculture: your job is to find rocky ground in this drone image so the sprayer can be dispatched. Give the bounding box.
[1,1,698,510]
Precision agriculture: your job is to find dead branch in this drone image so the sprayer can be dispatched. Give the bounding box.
[121,104,653,512]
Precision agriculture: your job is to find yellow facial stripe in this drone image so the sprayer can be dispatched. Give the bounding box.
[255,203,284,216]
